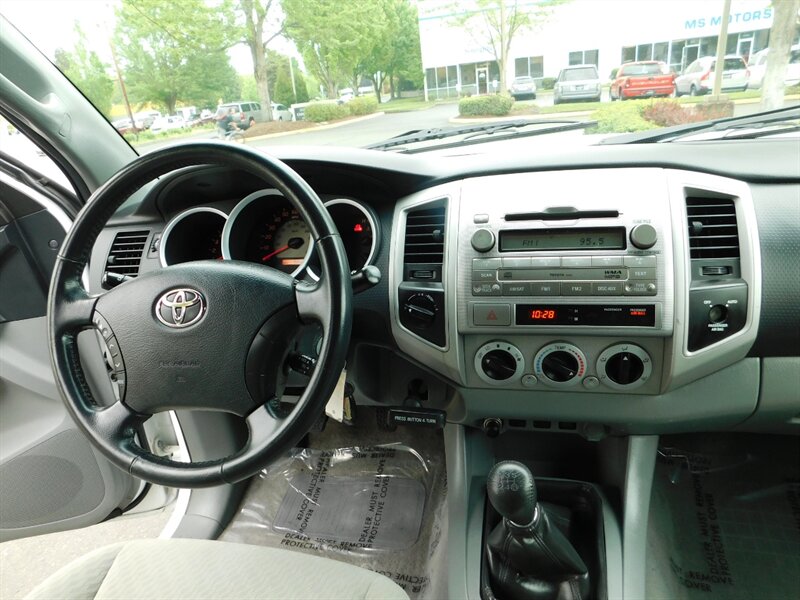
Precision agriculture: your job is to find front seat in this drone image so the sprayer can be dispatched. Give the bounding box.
[25,539,409,600]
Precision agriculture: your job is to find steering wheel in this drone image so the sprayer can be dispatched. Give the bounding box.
[48,143,352,488]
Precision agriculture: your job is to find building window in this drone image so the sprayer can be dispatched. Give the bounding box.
[654,42,669,63]
[570,49,599,66]
[622,46,635,63]
[514,56,544,78]
[636,44,652,61]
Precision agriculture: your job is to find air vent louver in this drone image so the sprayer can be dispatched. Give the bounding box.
[403,204,445,281]
[103,230,149,288]
[686,197,740,259]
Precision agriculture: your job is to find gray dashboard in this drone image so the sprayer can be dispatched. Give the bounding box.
[88,140,800,435]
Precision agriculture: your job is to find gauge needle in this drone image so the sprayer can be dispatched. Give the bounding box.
[262,237,304,262]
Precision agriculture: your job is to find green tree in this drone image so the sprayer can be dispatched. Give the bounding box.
[114,0,240,114]
[451,0,565,92]
[283,0,383,98]
[237,0,284,122]
[761,0,800,110]
[273,55,309,105]
[239,74,259,101]
[54,25,115,117]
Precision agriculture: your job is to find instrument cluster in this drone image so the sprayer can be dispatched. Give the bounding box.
[160,189,378,277]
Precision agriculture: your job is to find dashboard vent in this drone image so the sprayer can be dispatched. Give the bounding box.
[403,204,445,280]
[686,197,740,259]
[103,230,149,288]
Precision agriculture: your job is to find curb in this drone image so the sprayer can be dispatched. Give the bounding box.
[449,111,591,124]
[244,111,386,143]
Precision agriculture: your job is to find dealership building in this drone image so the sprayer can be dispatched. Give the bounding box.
[418,0,779,99]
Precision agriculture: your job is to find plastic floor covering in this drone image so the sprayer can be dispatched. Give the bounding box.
[646,435,800,600]
[220,412,448,600]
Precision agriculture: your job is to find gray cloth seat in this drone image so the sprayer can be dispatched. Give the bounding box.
[25,538,410,600]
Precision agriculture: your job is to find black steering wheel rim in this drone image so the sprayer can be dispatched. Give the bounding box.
[48,142,352,488]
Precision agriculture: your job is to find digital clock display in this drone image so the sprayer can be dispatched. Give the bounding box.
[529,309,557,320]
[500,227,626,252]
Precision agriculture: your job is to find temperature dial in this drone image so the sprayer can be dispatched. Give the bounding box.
[596,344,652,390]
[533,342,586,388]
[475,341,524,385]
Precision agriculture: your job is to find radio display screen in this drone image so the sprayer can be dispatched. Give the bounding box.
[515,304,656,326]
[500,227,626,252]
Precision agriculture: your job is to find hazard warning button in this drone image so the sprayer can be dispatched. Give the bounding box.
[473,303,511,326]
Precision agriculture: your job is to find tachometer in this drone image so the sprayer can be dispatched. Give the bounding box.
[222,189,313,275]
[307,199,378,279]
[160,207,227,266]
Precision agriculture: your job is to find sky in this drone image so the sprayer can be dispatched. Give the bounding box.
[0,0,300,75]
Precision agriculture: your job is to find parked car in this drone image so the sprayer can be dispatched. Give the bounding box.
[674,55,749,96]
[219,101,293,124]
[747,44,800,89]
[111,118,134,134]
[611,61,675,100]
[149,115,188,133]
[338,88,355,102]
[271,102,292,121]
[553,64,602,104]
[509,76,537,100]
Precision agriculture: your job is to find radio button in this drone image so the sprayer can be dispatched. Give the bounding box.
[531,282,560,295]
[629,267,656,280]
[473,213,490,224]
[561,256,592,267]
[473,258,501,270]
[502,257,531,268]
[472,270,497,282]
[624,255,657,268]
[474,304,511,326]
[592,282,623,295]
[530,257,561,268]
[472,283,502,296]
[591,256,624,268]
[624,281,657,295]
[502,283,531,296]
[562,283,591,296]
[630,224,658,249]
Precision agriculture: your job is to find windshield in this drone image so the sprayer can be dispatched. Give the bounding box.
[2,0,799,155]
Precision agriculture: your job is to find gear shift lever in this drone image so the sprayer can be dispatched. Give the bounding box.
[485,461,590,600]
[487,460,538,526]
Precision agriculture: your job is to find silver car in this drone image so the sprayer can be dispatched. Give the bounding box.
[554,65,601,104]
[674,55,749,96]
[509,76,537,100]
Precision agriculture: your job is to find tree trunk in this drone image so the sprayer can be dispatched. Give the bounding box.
[389,74,396,99]
[498,0,508,93]
[761,0,800,111]
[243,0,273,122]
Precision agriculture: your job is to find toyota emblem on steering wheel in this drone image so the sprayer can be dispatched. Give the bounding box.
[155,288,206,328]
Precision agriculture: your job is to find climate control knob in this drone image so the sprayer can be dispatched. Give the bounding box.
[533,343,586,388]
[596,344,652,390]
[475,341,524,385]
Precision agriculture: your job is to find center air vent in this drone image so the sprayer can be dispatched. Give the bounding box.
[103,230,149,288]
[686,197,740,259]
[403,204,446,281]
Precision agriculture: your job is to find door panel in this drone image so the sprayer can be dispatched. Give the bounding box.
[0,175,138,542]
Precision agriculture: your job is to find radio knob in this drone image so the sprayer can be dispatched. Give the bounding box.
[471,228,495,252]
[630,224,657,249]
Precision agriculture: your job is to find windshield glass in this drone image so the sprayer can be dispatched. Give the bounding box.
[2,0,799,154]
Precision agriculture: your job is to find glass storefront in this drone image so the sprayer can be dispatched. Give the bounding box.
[425,61,500,99]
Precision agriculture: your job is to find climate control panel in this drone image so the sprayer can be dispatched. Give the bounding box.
[469,336,659,393]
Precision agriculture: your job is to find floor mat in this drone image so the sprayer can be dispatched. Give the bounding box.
[220,413,447,599]
[646,435,800,600]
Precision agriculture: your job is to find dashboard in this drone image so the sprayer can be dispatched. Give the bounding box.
[88,139,800,436]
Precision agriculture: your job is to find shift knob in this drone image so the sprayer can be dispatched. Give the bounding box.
[487,461,538,526]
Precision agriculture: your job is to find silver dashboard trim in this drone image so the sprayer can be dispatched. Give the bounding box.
[159,206,228,267]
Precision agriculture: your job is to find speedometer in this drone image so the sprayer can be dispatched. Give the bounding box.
[222,190,313,275]
[247,206,311,272]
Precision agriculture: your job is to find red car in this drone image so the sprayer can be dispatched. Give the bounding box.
[611,61,675,100]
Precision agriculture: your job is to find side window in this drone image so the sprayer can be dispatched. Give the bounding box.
[254,103,261,111]
[0,116,74,192]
